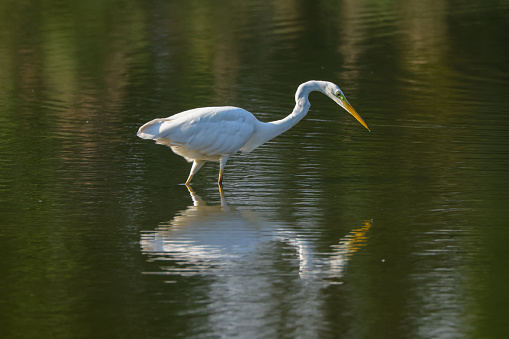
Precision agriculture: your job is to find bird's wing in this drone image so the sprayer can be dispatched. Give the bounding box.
[137,107,256,156]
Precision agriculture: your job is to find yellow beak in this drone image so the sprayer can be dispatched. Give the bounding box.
[344,101,370,131]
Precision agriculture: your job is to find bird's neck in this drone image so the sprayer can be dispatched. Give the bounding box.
[269,81,323,135]
[269,98,311,135]
[240,81,326,154]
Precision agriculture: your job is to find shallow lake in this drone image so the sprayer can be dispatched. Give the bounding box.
[1,0,509,338]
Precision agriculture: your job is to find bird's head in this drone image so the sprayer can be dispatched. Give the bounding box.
[326,83,370,131]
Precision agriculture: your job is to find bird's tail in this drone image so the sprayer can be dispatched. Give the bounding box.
[137,118,172,139]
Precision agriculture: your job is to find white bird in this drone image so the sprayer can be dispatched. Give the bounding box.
[137,80,370,185]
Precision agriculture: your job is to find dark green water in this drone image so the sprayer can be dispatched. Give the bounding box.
[1,0,509,338]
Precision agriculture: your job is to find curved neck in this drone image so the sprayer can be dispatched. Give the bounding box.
[269,100,310,135]
[269,81,326,135]
[240,81,329,154]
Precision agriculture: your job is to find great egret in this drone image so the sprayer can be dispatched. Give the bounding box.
[137,80,369,185]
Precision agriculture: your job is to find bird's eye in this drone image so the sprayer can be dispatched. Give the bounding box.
[336,91,344,100]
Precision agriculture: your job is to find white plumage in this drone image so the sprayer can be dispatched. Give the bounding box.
[137,80,369,185]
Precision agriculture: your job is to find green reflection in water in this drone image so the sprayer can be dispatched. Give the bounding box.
[0,0,508,338]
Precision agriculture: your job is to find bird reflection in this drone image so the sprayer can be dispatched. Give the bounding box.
[141,186,372,282]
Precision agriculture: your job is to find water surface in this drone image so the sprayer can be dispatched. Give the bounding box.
[1,0,509,338]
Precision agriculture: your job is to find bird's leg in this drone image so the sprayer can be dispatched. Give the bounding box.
[218,183,230,210]
[186,160,206,186]
[218,156,229,185]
